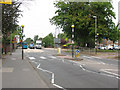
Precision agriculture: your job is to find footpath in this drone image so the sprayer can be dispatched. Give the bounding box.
[2,49,49,88]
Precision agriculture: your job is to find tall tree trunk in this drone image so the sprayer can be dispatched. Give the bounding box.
[3,36,7,54]
[113,41,115,49]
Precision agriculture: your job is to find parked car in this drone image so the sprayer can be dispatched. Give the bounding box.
[29,43,34,49]
[36,40,42,49]
[98,47,101,49]
[106,45,113,50]
[22,42,28,49]
[100,46,106,50]
[118,46,120,50]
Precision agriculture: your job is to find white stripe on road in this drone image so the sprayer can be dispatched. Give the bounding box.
[49,56,56,59]
[53,84,65,90]
[100,69,120,77]
[37,64,65,89]
[99,61,106,65]
[29,57,35,60]
[83,56,101,59]
[80,65,86,71]
[62,59,64,62]
[30,61,38,64]
[90,56,101,59]
[51,73,55,84]
[40,56,46,59]
[83,56,92,59]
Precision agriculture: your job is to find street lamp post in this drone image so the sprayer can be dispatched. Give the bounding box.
[71,25,74,58]
[93,16,97,54]
[21,25,24,60]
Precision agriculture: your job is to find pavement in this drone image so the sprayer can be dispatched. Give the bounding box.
[2,49,50,88]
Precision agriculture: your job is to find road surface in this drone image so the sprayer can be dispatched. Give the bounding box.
[24,48,119,89]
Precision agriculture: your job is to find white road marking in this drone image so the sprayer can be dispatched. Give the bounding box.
[37,64,65,89]
[90,56,101,59]
[49,56,56,59]
[62,59,64,62]
[116,77,120,79]
[28,57,35,60]
[83,56,92,59]
[53,84,65,90]
[80,65,86,71]
[100,69,120,77]
[85,69,120,80]
[51,73,55,84]
[30,61,38,64]
[99,61,106,65]
[40,56,46,59]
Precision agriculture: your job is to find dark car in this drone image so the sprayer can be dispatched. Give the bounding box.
[29,43,34,49]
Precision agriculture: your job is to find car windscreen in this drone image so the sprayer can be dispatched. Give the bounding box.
[36,43,42,45]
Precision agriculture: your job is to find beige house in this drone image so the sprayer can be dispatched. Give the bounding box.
[97,39,119,46]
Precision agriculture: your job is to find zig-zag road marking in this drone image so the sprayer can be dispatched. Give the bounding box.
[37,64,65,89]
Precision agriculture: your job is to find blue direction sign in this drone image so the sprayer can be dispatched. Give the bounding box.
[76,50,79,53]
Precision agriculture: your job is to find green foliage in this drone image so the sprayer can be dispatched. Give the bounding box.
[33,35,39,44]
[58,33,67,39]
[42,33,54,47]
[2,1,22,40]
[24,38,33,45]
[50,1,116,47]
[109,23,119,44]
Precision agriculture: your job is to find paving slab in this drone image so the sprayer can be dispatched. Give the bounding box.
[2,49,49,88]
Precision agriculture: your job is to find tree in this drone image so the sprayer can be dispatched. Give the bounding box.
[109,23,119,47]
[24,38,33,45]
[2,1,22,54]
[58,33,68,45]
[33,35,39,44]
[42,33,54,47]
[50,1,116,47]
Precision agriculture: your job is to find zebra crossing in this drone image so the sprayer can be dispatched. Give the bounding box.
[28,56,57,60]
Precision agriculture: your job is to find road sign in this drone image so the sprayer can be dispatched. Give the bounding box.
[0,0,12,4]
[104,37,106,39]
[75,50,79,58]
[76,50,79,53]
[54,38,61,44]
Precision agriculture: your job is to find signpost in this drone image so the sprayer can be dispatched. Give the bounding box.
[21,25,24,60]
[54,38,61,48]
[71,25,74,58]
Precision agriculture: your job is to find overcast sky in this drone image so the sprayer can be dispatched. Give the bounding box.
[18,0,120,40]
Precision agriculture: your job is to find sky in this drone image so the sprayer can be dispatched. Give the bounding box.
[18,0,120,40]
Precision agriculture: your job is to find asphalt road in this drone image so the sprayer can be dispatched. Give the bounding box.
[24,48,119,89]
